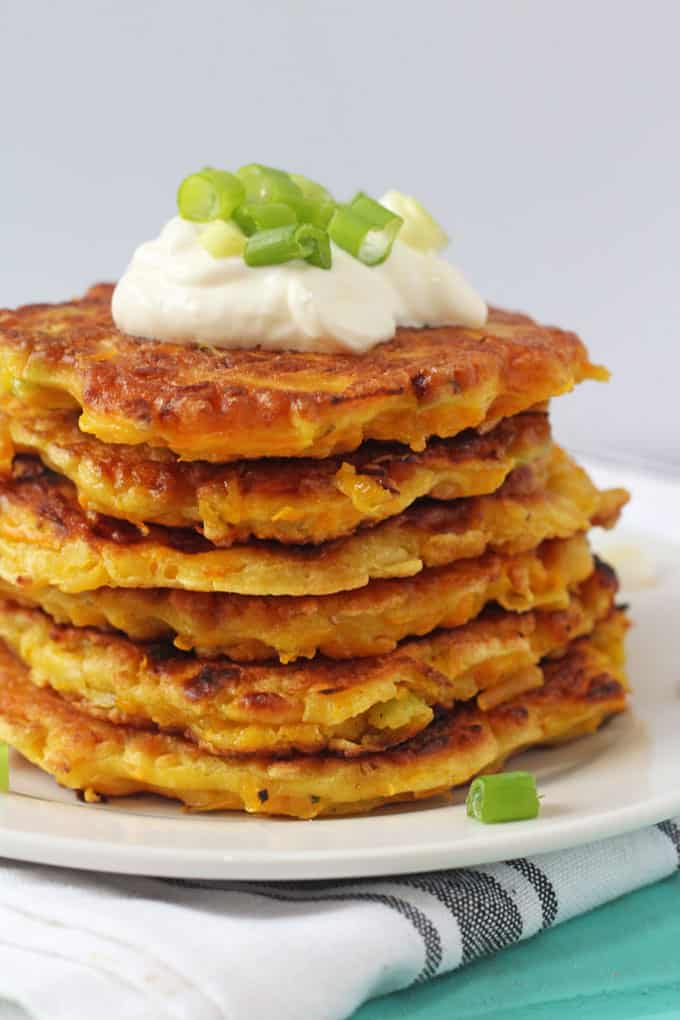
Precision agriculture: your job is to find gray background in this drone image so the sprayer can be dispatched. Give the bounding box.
[1,0,678,468]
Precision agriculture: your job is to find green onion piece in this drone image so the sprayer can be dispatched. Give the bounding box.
[290,174,337,227]
[198,220,246,258]
[328,202,402,266]
[380,190,449,252]
[244,225,308,267]
[295,224,332,269]
[233,202,297,236]
[290,173,334,206]
[314,201,336,228]
[299,198,337,229]
[236,164,305,213]
[327,206,365,258]
[0,743,8,793]
[177,169,245,222]
[349,191,403,232]
[466,772,540,824]
[243,223,333,268]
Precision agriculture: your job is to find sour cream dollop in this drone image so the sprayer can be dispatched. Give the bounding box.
[112,216,487,354]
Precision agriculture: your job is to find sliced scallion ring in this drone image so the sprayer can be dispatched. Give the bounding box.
[296,223,332,269]
[328,201,402,266]
[380,190,449,252]
[0,743,8,793]
[300,198,337,229]
[198,220,247,258]
[466,772,540,824]
[290,174,337,227]
[177,169,245,222]
[236,164,305,213]
[244,223,333,268]
[349,191,402,229]
[244,225,308,267]
[233,202,298,236]
[290,172,334,205]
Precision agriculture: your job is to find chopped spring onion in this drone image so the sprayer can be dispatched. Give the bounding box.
[328,195,403,266]
[349,191,402,229]
[0,743,8,793]
[176,165,442,269]
[466,772,540,824]
[233,202,297,236]
[328,207,372,260]
[380,190,449,252]
[243,225,306,267]
[290,173,337,228]
[296,223,332,269]
[198,220,246,258]
[236,163,305,212]
[290,172,334,206]
[177,168,245,222]
[244,224,332,268]
[301,198,337,229]
[236,165,336,228]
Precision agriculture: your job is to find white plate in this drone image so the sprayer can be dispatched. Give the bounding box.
[1,458,679,880]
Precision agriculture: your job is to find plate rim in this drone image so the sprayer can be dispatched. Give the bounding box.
[0,784,679,880]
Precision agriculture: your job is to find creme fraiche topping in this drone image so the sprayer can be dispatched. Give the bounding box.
[112,164,487,354]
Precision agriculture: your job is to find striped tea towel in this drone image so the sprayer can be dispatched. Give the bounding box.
[0,818,677,1020]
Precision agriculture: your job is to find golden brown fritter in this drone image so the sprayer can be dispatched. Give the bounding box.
[0,612,628,817]
[0,448,626,596]
[0,284,607,461]
[1,534,595,661]
[0,564,617,757]
[0,409,551,545]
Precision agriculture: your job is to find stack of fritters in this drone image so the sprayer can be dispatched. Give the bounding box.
[0,285,630,817]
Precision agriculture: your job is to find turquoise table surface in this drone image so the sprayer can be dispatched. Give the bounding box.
[354,872,680,1020]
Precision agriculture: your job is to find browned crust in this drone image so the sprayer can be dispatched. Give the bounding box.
[0,613,629,817]
[0,408,552,544]
[0,534,596,661]
[0,447,627,596]
[0,285,607,461]
[0,563,618,757]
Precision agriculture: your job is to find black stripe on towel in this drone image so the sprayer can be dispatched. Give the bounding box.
[397,870,523,965]
[657,820,680,867]
[506,858,559,929]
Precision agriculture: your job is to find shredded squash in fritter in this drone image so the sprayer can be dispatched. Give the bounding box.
[0,410,551,545]
[0,614,628,817]
[0,534,596,662]
[0,564,617,756]
[0,447,627,596]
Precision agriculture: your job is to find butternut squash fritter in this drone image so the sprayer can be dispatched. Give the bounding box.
[0,613,628,817]
[0,284,607,461]
[0,534,595,661]
[0,448,626,597]
[0,564,617,757]
[0,409,551,545]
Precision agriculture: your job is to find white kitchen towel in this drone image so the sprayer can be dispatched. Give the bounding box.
[0,818,677,1020]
